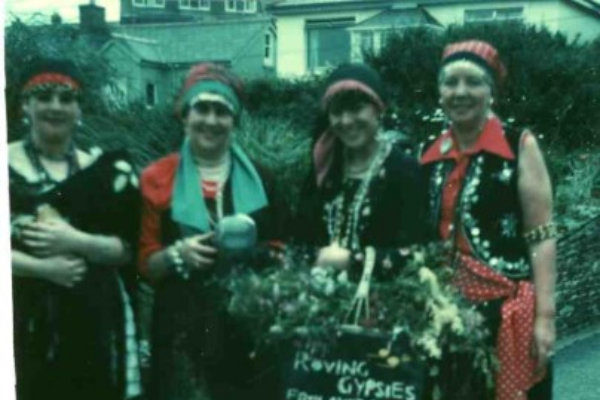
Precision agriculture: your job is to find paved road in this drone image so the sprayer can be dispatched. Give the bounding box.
[554,333,600,399]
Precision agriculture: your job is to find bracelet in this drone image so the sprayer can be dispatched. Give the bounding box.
[168,240,189,280]
[523,222,558,245]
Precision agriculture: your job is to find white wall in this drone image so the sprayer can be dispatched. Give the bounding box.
[554,2,600,41]
[424,0,600,43]
[274,1,600,77]
[275,9,380,77]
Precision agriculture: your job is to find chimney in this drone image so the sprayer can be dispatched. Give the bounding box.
[79,1,106,32]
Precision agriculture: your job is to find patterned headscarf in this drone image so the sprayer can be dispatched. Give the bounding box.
[21,58,82,96]
[320,63,387,112]
[314,64,387,187]
[175,63,244,118]
[441,40,507,85]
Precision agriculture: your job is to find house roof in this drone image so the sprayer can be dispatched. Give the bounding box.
[107,16,273,65]
[267,0,397,14]
[348,6,442,30]
[563,0,600,18]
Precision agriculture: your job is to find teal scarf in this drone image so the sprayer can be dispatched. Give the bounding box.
[171,137,268,233]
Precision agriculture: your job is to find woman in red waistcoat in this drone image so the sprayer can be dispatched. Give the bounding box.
[421,41,556,400]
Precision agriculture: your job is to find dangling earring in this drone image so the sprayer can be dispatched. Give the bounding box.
[76,118,83,127]
[22,116,30,126]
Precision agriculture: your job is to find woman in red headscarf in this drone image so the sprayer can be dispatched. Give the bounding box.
[9,58,142,400]
[138,63,286,400]
[420,40,555,399]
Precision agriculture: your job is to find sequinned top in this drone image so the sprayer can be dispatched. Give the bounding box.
[421,116,530,279]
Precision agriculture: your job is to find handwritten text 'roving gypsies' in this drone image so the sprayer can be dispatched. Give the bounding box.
[286,351,418,400]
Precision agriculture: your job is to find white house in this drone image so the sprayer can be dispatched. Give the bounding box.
[268,0,600,77]
[425,0,600,41]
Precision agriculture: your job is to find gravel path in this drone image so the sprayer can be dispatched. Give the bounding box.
[554,333,600,399]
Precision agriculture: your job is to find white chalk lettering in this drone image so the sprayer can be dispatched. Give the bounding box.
[334,377,416,399]
[405,385,416,400]
[293,352,369,378]
[287,388,299,399]
[286,388,323,400]
[294,352,311,372]
[337,376,353,395]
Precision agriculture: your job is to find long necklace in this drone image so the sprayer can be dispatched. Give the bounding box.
[326,140,392,250]
[23,135,79,188]
[197,153,230,227]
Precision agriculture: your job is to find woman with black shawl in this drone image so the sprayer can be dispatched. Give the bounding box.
[9,58,142,400]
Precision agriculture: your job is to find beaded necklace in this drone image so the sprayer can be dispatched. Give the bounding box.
[326,139,392,250]
[196,152,231,228]
[23,135,79,188]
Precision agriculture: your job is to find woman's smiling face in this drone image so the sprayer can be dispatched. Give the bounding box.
[327,90,380,151]
[183,101,235,157]
[23,86,81,144]
[439,60,493,128]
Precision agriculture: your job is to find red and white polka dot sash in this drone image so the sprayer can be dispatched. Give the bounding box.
[455,254,545,400]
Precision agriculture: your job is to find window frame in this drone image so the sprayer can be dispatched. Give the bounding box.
[225,0,257,13]
[146,82,158,108]
[132,0,165,8]
[306,17,355,73]
[464,7,524,23]
[264,31,275,67]
[179,0,210,10]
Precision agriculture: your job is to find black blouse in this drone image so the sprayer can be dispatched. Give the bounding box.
[9,150,140,400]
[294,139,429,280]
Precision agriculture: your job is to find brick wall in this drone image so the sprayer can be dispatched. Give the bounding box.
[556,215,600,336]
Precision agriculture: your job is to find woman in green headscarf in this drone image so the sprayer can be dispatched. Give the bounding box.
[138,63,286,400]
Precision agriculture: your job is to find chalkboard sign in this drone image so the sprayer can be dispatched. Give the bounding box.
[281,329,425,400]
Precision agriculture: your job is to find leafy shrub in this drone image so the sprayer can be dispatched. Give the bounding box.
[5,18,600,223]
[368,22,600,150]
[244,76,322,133]
[554,151,600,230]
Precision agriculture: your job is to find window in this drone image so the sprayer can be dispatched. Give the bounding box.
[464,7,524,23]
[306,18,355,72]
[225,0,257,13]
[264,31,275,66]
[104,78,129,109]
[360,32,374,53]
[180,0,210,10]
[132,0,165,8]
[146,83,157,107]
[351,31,375,62]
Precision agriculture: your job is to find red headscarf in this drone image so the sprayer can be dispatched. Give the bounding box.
[441,40,507,85]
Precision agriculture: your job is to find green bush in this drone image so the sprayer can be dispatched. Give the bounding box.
[368,22,600,151]
[244,76,322,133]
[5,18,600,223]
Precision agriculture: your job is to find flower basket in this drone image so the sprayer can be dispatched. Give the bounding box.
[224,242,496,399]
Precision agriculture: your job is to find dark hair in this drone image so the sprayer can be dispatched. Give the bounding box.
[327,90,378,115]
[20,58,83,92]
[321,63,388,111]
